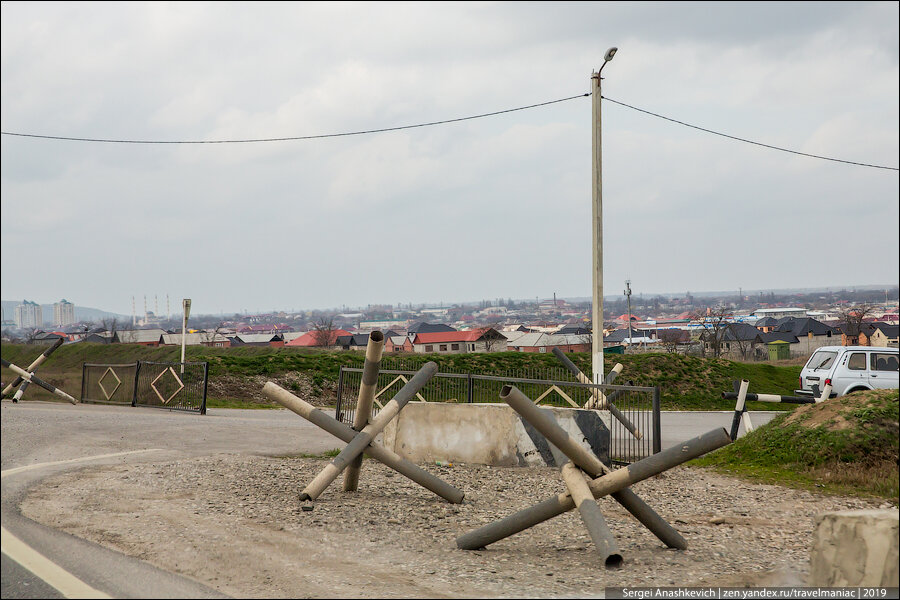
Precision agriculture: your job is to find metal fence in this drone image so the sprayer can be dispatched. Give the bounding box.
[334,364,660,466]
[81,361,209,414]
[81,362,139,406]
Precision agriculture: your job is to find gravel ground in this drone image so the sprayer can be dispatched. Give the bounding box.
[20,454,888,598]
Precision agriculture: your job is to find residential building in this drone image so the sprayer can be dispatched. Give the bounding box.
[750,307,808,320]
[53,299,76,327]
[506,333,591,353]
[285,329,352,348]
[411,328,506,354]
[337,334,371,351]
[769,317,837,354]
[32,331,68,345]
[407,322,457,337]
[859,323,899,348]
[160,332,231,348]
[384,335,414,353]
[229,333,285,347]
[114,329,167,346]
[359,319,407,331]
[14,300,42,329]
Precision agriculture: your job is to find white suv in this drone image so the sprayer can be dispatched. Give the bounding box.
[796,346,899,397]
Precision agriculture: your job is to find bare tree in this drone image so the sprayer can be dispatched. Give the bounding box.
[658,329,684,353]
[311,317,338,348]
[23,328,40,343]
[100,318,119,342]
[837,303,878,345]
[201,322,227,347]
[480,326,506,352]
[726,323,757,359]
[690,307,732,358]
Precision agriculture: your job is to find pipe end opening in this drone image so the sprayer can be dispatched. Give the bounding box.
[605,554,624,569]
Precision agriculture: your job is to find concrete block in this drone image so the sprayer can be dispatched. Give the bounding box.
[809,509,899,587]
[381,403,610,467]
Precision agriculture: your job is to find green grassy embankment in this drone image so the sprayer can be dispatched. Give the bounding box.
[2,342,802,410]
[692,388,899,502]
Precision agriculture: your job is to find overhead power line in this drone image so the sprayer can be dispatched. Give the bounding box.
[0,94,589,144]
[2,91,896,171]
[602,95,898,171]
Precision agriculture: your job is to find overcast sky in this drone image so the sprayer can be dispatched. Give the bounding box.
[2,1,898,318]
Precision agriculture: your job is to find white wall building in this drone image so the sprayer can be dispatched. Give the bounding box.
[14,300,43,329]
[53,299,76,327]
[750,307,808,320]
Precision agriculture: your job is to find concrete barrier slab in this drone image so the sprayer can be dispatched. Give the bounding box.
[381,403,611,467]
[809,509,899,587]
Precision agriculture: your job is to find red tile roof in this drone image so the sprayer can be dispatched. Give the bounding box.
[285,329,352,346]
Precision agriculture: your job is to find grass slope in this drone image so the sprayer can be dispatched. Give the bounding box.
[692,389,899,501]
[2,343,802,410]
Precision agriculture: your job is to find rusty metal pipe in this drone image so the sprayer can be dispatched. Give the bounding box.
[551,348,641,439]
[499,385,685,549]
[343,330,385,492]
[561,462,622,568]
[1,359,76,404]
[456,427,731,550]
[297,362,437,501]
[3,337,64,396]
[263,380,463,503]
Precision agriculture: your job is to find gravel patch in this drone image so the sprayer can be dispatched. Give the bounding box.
[21,454,887,598]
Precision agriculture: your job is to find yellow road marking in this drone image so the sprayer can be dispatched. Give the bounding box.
[2,449,165,598]
[1,526,111,599]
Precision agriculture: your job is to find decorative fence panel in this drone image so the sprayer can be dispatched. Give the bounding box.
[81,361,208,414]
[81,363,139,405]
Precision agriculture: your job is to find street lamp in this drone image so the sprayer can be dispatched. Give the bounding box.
[181,298,191,374]
[592,47,617,385]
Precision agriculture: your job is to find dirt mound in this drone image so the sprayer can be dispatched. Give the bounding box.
[206,372,335,406]
[782,388,898,433]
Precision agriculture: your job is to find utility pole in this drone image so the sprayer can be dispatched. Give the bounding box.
[625,280,633,351]
[592,47,617,385]
[181,299,191,375]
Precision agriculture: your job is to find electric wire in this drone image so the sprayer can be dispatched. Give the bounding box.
[2,91,896,171]
[602,95,899,171]
[0,94,590,144]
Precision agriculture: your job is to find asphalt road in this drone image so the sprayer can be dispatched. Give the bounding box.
[2,400,776,599]
[658,410,778,449]
[1,400,342,599]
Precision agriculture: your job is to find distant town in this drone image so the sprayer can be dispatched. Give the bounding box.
[3,286,898,361]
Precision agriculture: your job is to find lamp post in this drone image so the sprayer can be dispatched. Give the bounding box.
[625,279,633,350]
[592,46,617,385]
[181,298,191,374]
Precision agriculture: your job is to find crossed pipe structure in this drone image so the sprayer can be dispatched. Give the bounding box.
[2,339,77,404]
[551,347,642,440]
[455,385,732,567]
[722,379,824,441]
[262,333,464,504]
[262,332,731,568]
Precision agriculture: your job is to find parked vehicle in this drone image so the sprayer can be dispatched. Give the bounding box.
[796,346,899,397]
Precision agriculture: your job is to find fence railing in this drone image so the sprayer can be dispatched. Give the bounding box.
[81,361,209,414]
[335,365,660,466]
